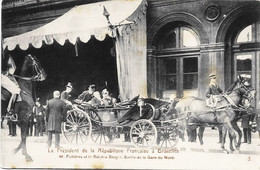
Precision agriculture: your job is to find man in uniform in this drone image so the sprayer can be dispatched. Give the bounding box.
[33,98,45,137]
[1,56,21,136]
[78,84,96,102]
[205,73,223,143]
[206,73,223,107]
[61,82,73,105]
[46,91,67,148]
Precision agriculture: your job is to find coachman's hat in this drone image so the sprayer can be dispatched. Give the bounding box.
[209,73,216,79]
[66,82,73,89]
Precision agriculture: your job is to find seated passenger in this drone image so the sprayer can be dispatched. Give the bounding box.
[78,84,96,102]
[88,91,102,106]
[101,89,117,106]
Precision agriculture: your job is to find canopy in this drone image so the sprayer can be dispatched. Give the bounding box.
[3,0,143,51]
[4,0,148,100]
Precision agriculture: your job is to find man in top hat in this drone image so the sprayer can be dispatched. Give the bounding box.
[61,82,73,105]
[78,84,96,102]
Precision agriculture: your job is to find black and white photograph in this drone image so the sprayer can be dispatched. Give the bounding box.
[1,0,260,169]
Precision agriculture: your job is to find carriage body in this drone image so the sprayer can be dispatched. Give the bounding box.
[62,98,181,148]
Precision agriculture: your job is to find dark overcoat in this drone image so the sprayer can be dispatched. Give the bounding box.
[241,114,251,128]
[46,98,67,133]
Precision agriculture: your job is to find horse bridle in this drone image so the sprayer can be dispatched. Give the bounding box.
[13,55,45,81]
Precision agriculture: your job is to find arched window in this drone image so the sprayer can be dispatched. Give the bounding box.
[154,24,200,99]
[160,27,199,49]
[232,21,260,107]
[236,25,252,43]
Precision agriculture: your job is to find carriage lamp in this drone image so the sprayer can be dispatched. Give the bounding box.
[103,6,113,29]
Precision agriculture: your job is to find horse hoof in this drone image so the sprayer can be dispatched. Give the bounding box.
[25,156,33,162]
[13,148,19,154]
[236,147,240,151]
[222,149,229,154]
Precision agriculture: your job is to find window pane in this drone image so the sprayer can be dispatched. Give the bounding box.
[183,29,198,47]
[183,74,198,89]
[237,25,252,43]
[236,55,252,71]
[183,57,198,73]
[165,59,176,74]
[165,75,177,90]
[162,31,176,49]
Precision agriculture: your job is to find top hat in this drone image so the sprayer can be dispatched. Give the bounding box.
[209,73,216,79]
[66,82,73,89]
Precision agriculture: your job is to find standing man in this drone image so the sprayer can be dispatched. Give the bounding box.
[205,73,223,143]
[46,91,67,148]
[61,82,73,105]
[33,98,45,137]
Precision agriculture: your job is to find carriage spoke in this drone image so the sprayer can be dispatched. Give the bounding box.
[75,131,79,144]
[133,127,141,133]
[94,133,101,143]
[78,116,87,126]
[66,119,74,125]
[167,139,173,147]
[103,133,107,144]
[99,133,103,145]
[65,124,74,128]
[70,132,76,143]
[68,113,75,123]
[79,131,84,143]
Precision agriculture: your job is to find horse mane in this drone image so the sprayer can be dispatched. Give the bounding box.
[17,55,37,107]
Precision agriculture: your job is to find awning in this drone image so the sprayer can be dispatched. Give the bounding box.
[3,0,144,51]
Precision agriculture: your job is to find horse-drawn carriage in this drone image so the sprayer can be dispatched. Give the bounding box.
[62,73,256,152]
[62,96,181,148]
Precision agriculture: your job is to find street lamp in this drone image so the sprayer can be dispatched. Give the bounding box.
[103,6,113,29]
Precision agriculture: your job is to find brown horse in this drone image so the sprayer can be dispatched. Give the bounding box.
[1,54,46,161]
[167,77,255,153]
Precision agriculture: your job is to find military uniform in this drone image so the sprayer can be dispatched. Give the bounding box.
[206,84,223,97]
[205,74,223,143]
[33,104,45,136]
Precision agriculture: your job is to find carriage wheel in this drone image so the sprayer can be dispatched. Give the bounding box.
[157,124,179,148]
[130,119,157,148]
[63,109,92,145]
[91,126,115,145]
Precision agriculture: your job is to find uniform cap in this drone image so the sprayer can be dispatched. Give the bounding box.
[66,82,73,89]
[209,73,216,79]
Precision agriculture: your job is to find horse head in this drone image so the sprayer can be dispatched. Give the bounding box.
[236,75,255,108]
[20,54,46,81]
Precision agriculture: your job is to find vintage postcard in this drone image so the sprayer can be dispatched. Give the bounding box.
[1,0,260,169]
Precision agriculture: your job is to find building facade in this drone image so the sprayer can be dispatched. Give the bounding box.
[2,0,260,108]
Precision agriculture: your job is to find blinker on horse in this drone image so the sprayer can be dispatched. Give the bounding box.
[167,76,255,153]
[1,54,46,162]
